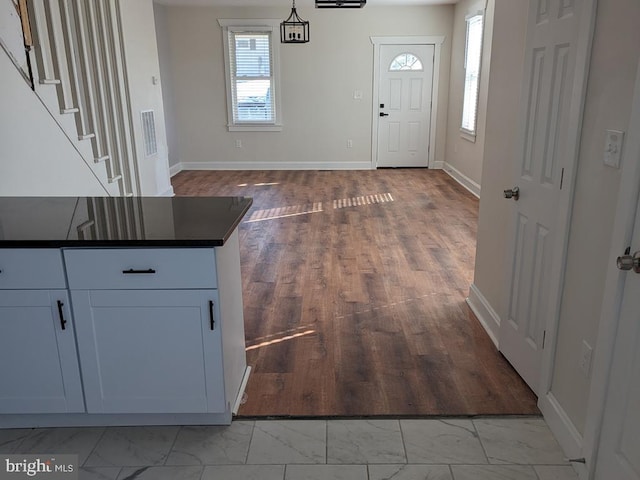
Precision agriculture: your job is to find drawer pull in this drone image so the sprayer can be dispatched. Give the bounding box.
[122,269,157,275]
[57,300,67,331]
[209,301,215,331]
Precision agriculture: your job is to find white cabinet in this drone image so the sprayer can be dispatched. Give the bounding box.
[63,245,241,417]
[0,251,84,414]
[0,231,248,426]
[71,289,225,414]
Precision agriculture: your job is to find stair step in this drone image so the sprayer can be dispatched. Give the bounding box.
[125,193,134,198]
[108,175,123,184]
[61,108,79,114]
[95,155,110,164]
[78,133,96,141]
[40,79,61,85]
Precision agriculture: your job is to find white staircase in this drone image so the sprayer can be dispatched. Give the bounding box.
[25,0,141,196]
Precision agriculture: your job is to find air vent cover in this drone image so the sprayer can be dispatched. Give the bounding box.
[141,110,158,157]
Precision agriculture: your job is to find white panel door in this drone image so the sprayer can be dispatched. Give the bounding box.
[72,289,226,414]
[500,0,585,392]
[593,190,640,479]
[377,44,434,168]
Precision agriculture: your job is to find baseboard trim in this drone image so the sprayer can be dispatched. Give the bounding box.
[169,163,182,177]
[159,186,175,197]
[466,284,500,348]
[432,161,445,169]
[443,162,481,198]
[178,161,374,171]
[539,392,587,480]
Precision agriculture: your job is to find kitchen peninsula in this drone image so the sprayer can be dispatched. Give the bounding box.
[0,196,252,428]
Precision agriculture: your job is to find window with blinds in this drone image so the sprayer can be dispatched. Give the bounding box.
[229,30,275,124]
[461,14,483,137]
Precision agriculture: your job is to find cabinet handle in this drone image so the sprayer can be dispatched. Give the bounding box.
[122,269,156,275]
[209,301,215,331]
[57,300,67,331]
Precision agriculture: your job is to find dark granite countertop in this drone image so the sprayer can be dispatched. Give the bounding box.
[0,197,253,248]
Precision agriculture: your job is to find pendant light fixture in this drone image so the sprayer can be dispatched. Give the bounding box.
[280,0,309,44]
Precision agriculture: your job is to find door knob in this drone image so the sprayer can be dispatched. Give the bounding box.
[380,112,389,117]
[616,249,640,273]
[504,186,520,201]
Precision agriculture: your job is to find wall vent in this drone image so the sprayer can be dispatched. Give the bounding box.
[141,110,158,157]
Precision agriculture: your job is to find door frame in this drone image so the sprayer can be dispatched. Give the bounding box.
[370,36,445,170]
[530,0,597,467]
[580,59,640,480]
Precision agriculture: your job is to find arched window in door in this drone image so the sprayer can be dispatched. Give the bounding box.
[389,53,423,71]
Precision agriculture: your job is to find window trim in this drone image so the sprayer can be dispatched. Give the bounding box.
[460,11,484,141]
[219,19,283,132]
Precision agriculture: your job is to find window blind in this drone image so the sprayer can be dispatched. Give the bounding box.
[461,14,483,135]
[229,31,275,124]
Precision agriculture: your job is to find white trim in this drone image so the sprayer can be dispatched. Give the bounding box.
[370,35,445,170]
[159,187,175,197]
[538,392,587,480]
[169,163,182,177]
[227,124,282,132]
[177,161,373,171]
[232,366,251,416]
[443,162,481,198]
[466,284,500,348]
[581,60,640,480]
[218,18,283,132]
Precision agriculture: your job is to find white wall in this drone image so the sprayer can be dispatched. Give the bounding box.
[153,4,180,171]
[159,5,453,170]
[0,49,109,196]
[443,0,493,195]
[470,0,526,333]
[473,0,640,439]
[119,0,173,196]
[550,0,640,434]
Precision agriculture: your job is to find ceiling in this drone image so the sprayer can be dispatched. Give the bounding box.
[155,0,457,7]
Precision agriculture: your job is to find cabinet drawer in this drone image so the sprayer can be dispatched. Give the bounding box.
[0,249,67,289]
[64,249,218,290]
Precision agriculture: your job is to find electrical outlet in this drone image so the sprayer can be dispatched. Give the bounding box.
[347,140,353,149]
[235,140,242,148]
[580,340,593,376]
[603,130,624,168]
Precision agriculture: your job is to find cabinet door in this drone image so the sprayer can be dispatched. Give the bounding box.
[71,290,226,414]
[0,290,84,413]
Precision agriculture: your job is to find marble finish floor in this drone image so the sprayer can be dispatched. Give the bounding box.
[0,417,579,480]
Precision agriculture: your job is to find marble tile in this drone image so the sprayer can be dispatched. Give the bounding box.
[247,420,326,465]
[400,419,487,464]
[327,420,406,464]
[165,421,254,465]
[474,418,567,465]
[0,429,33,454]
[79,467,121,480]
[369,464,453,480]
[84,426,179,467]
[18,427,105,465]
[534,465,579,480]
[202,465,285,480]
[285,465,368,480]
[451,465,538,480]
[116,466,202,480]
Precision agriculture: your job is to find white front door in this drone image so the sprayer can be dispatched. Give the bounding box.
[500,0,587,392]
[377,44,434,168]
[593,151,640,480]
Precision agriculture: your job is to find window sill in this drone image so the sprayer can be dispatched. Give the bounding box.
[228,124,283,132]
[460,130,477,143]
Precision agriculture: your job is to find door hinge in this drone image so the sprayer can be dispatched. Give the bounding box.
[560,168,565,190]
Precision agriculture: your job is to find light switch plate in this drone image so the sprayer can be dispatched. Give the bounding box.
[604,129,624,168]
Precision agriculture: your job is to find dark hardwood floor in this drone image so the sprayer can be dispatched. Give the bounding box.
[172,169,539,417]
